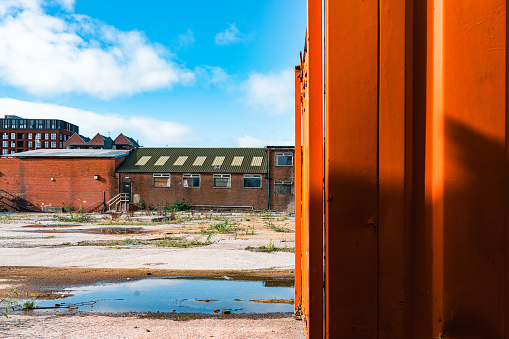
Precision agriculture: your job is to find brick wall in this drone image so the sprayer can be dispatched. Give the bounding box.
[118,147,296,212]
[0,157,121,210]
[120,173,269,210]
[269,148,295,212]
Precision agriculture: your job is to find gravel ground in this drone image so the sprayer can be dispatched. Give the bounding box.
[0,314,305,339]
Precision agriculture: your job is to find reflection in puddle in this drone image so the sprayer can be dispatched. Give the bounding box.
[35,276,294,314]
[22,227,144,234]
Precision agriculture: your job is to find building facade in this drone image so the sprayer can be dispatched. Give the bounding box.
[0,115,79,155]
[116,147,295,211]
[0,149,129,211]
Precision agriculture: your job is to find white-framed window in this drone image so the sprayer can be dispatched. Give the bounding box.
[59,134,63,140]
[44,133,49,140]
[59,142,63,148]
[2,149,7,155]
[28,141,32,148]
[153,173,170,187]
[28,133,32,139]
[10,133,15,139]
[244,174,262,188]
[2,141,7,147]
[274,181,292,194]
[2,133,7,139]
[44,141,49,148]
[50,133,56,140]
[35,133,41,140]
[275,152,293,166]
[10,141,14,148]
[213,174,231,188]
[183,174,200,187]
[10,149,15,154]
[50,141,56,148]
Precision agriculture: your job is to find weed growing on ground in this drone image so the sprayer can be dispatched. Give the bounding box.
[245,241,295,253]
[55,212,90,223]
[0,215,33,220]
[156,235,214,248]
[1,289,18,318]
[266,220,291,233]
[21,293,38,310]
[206,219,240,234]
[164,200,192,212]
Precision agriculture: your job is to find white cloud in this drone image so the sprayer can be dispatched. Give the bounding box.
[0,98,192,146]
[215,23,243,45]
[0,1,194,98]
[242,69,294,115]
[194,66,230,87]
[53,0,75,11]
[234,135,293,148]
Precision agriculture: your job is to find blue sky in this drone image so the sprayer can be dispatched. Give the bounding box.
[0,0,306,147]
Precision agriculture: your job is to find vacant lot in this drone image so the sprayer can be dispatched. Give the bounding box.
[0,210,302,338]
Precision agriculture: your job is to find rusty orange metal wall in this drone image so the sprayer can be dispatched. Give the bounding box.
[294,65,302,316]
[300,0,324,337]
[297,0,509,337]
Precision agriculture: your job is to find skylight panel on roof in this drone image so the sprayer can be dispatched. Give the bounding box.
[251,156,263,166]
[174,156,188,166]
[135,156,151,166]
[193,156,206,166]
[211,156,225,166]
[154,156,169,166]
[231,156,244,166]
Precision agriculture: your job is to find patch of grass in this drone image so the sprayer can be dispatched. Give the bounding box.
[165,200,192,212]
[0,214,33,220]
[57,236,216,248]
[155,235,215,248]
[246,241,295,253]
[55,212,90,222]
[98,215,201,226]
[207,219,240,234]
[42,235,55,239]
[266,220,291,233]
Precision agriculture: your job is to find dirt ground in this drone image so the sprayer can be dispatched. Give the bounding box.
[0,211,302,338]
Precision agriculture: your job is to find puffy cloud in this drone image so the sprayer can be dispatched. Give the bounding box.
[242,69,294,115]
[0,98,192,146]
[234,135,293,148]
[0,0,194,98]
[215,23,243,45]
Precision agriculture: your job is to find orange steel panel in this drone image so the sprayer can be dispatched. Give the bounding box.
[294,65,302,316]
[378,0,406,337]
[438,0,508,336]
[303,0,324,337]
[300,43,310,327]
[302,0,509,337]
[325,0,378,337]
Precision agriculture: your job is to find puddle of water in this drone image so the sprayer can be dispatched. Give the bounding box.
[35,276,294,314]
[21,227,144,234]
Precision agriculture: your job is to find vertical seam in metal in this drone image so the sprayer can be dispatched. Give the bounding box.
[377,0,381,337]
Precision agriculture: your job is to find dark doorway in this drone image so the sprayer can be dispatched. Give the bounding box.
[122,182,131,202]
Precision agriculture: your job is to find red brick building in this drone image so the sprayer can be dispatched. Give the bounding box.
[116,146,295,212]
[0,149,129,211]
[0,115,79,155]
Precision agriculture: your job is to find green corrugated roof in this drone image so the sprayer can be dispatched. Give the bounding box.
[116,148,268,174]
